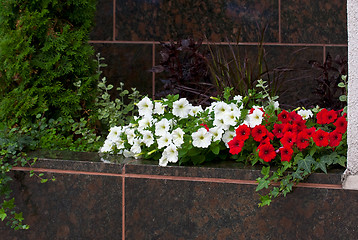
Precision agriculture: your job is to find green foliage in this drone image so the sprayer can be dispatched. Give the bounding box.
[0,0,99,126]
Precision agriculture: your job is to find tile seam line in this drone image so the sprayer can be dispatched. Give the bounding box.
[88,40,347,47]
[12,167,342,189]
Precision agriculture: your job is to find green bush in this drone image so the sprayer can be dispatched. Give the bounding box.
[0,0,98,126]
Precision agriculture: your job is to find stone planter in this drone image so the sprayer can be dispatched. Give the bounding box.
[0,151,357,239]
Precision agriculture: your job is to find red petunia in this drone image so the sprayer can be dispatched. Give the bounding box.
[200,123,210,131]
[280,132,296,147]
[313,129,329,147]
[278,110,291,124]
[289,111,302,122]
[235,124,251,141]
[280,145,294,162]
[258,143,276,162]
[228,136,245,155]
[296,131,310,150]
[316,108,329,124]
[283,123,297,134]
[329,130,342,148]
[294,118,307,132]
[333,116,347,134]
[251,125,267,142]
[273,123,285,138]
[326,110,338,124]
[305,127,316,137]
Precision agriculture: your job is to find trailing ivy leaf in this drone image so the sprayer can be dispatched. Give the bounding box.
[291,170,304,180]
[256,177,270,191]
[261,166,270,176]
[271,187,280,197]
[297,155,315,173]
[0,209,6,221]
[314,160,328,174]
[258,195,272,207]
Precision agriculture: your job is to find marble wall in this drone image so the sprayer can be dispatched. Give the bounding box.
[89,0,347,107]
[0,154,356,239]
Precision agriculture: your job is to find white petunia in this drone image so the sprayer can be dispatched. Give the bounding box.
[189,105,203,116]
[123,149,135,158]
[222,130,236,147]
[159,154,169,167]
[230,103,242,117]
[114,138,125,150]
[138,116,152,133]
[172,128,185,147]
[163,144,178,163]
[214,101,231,119]
[137,96,153,116]
[213,117,229,130]
[125,128,136,145]
[247,108,264,128]
[172,98,192,118]
[222,111,237,126]
[157,132,172,149]
[155,118,171,136]
[192,128,212,148]
[154,102,165,115]
[107,126,122,142]
[210,126,224,142]
[100,139,114,153]
[297,109,313,120]
[141,130,154,147]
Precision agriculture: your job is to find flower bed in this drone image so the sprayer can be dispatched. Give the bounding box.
[101,82,348,205]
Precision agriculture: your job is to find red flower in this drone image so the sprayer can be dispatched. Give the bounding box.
[329,130,342,148]
[289,111,302,122]
[251,125,267,142]
[283,123,297,134]
[333,116,347,134]
[280,146,293,162]
[280,132,296,147]
[273,123,285,138]
[228,137,245,155]
[200,123,209,131]
[258,143,276,162]
[316,108,329,124]
[313,129,329,147]
[235,124,251,141]
[278,110,291,123]
[326,110,338,124]
[294,118,307,131]
[267,132,274,140]
[296,131,309,150]
[305,127,316,137]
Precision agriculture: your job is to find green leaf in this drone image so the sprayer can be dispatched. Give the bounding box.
[0,209,7,221]
[261,166,270,176]
[339,95,347,102]
[258,195,272,207]
[256,178,270,191]
[211,145,220,155]
[338,82,345,88]
[314,161,327,174]
[297,155,315,174]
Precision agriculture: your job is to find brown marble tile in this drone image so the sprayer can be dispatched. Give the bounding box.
[281,0,347,44]
[90,0,114,41]
[0,171,122,239]
[125,177,357,239]
[115,0,279,42]
[92,43,153,96]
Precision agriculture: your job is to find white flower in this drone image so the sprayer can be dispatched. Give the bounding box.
[137,96,153,116]
[100,139,114,153]
[107,126,122,142]
[247,108,264,128]
[172,128,185,147]
[114,138,125,150]
[213,117,229,130]
[230,103,241,117]
[130,139,142,154]
[273,101,280,110]
[157,132,172,149]
[163,144,178,163]
[222,130,236,147]
[141,130,154,147]
[222,111,237,126]
[210,126,224,142]
[159,154,169,166]
[189,105,203,116]
[125,128,136,145]
[192,128,212,148]
[233,95,243,102]
[154,102,165,115]
[138,116,152,133]
[123,149,135,158]
[155,118,171,136]
[172,98,192,118]
[297,109,313,120]
[214,102,231,119]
